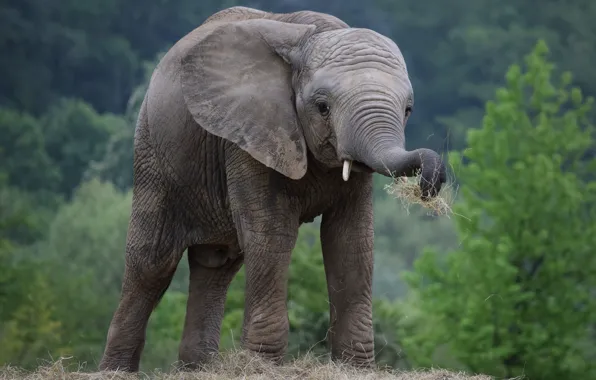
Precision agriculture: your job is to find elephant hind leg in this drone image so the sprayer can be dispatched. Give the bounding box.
[178,244,243,370]
[99,188,185,372]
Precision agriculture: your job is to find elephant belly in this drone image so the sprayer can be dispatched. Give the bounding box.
[188,243,242,268]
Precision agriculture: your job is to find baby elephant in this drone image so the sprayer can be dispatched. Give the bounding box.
[99,6,446,372]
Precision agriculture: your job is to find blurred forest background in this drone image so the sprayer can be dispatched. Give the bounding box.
[1,1,596,379]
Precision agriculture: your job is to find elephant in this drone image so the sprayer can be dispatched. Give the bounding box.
[98,6,446,372]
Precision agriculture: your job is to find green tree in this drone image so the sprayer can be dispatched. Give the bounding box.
[0,98,126,200]
[403,40,596,379]
[142,290,188,370]
[35,179,132,361]
[86,55,162,191]
[0,107,60,193]
[0,173,66,369]
[0,0,140,115]
[41,99,127,197]
[0,269,67,368]
[1,179,136,367]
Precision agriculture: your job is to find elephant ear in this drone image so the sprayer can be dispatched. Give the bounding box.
[181,19,316,180]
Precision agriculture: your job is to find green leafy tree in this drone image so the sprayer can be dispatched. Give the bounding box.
[0,185,59,244]
[0,0,140,115]
[142,290,188,370]
[36,179,132,361]
[86,55,163,191]
[0,172,66,369]
[41,99,127,197]
[403,40,596,379]
[0,99,126,199]
[1,179,134,366]
[0,270,67,368]
[0,107,60,193]
[0,106,71,243]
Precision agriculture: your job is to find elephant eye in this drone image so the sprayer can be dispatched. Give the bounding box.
[405,106,413,119]
[317,101,330,117]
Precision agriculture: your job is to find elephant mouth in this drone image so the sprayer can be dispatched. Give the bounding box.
[339,158,374,181]
[350,161,374,173]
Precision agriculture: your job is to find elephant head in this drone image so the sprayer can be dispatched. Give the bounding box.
[181,18,446,197]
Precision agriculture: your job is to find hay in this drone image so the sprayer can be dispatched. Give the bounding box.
[0,351,496,380]
[383,169,456,217]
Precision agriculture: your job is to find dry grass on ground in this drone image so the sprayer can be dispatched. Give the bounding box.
[1,351,494,380]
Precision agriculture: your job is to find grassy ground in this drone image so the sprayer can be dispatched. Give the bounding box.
[1,351,495,380]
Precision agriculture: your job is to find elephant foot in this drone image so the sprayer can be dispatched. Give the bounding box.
[239,338,287,364]
[245,348,286,365]
[241,319,289,365]
[177,343,219,371]
[227,347,285,369]
[331,341,376,369]
[240,314,289,366]
[99,348,143,373]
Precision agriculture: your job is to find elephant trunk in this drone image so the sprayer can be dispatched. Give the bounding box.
[337,89,446,198]
[343,129,447,199]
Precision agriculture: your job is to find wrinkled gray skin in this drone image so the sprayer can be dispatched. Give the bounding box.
[99,6,446,372]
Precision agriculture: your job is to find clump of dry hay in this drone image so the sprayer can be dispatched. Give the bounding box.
[0,351,496,380]
[384,169,456,217]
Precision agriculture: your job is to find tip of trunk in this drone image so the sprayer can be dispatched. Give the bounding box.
[358,147,447,198]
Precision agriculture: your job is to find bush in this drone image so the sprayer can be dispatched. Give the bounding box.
[403,40,596,379]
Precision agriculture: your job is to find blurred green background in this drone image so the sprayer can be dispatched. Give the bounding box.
[1,1,595,379]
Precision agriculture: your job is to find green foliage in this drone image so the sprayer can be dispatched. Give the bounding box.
[0,107,60,193]
[403,40,596,379]
[41,99,127,197]
[0,178,66,368]
[0,269,67,367]
[4,0,596,155]
[86,55,161,191]
[0,0,139,114]
[0,179,132,368]
[372,297,413,369]
[0,186,54,244]
[143,291,188,370]
[0,99,128,199]
[0,108,64,241]
[38,179,132,361]
[285,226,331,357]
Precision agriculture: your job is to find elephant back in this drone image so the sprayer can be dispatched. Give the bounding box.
[202,6,270,25]
[271,10,349,33]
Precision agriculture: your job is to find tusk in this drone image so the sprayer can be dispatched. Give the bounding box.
[342,160,353,181]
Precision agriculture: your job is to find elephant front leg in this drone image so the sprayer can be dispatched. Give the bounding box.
[239,223,299,362]
[320,179,375,367]
[226,152,300,363]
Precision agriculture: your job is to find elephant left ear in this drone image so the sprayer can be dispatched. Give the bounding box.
[180,19,316,180]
